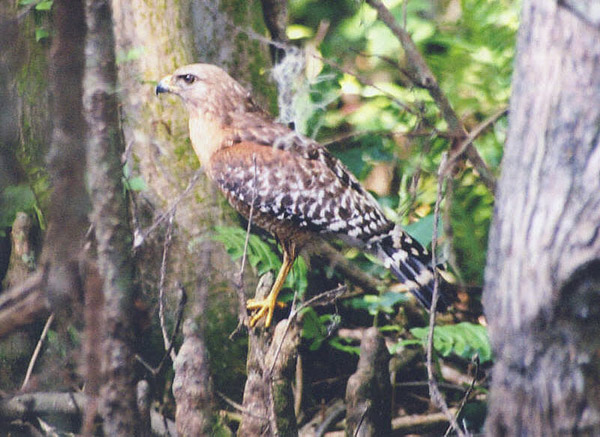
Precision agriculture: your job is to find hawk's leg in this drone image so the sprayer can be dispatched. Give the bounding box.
[247,250,294,328]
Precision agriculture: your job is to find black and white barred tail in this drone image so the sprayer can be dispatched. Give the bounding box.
[372,226,453,311]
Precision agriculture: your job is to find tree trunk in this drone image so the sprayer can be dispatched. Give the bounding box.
[483,1,600,434]
[111,0,274,344]
[111,0,276,428]
[85,0,142,434]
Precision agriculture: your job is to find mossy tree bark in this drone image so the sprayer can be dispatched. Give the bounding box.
[111,0,275,328]
[483,1,600,434]
[110,0,277,428]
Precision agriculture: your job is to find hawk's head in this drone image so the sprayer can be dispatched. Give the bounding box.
[156,64,251,116]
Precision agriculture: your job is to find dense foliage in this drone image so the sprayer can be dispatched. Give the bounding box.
[0,0,519,433]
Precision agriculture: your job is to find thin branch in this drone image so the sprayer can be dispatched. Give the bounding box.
[137,285,186,376]
[157,284,186,373]
[268,284,347,378]
[365,0,497,191]
[21,313,55,390]
[426,153,468,436]
[134,169,204,248]
[444,356,480,437]
[0,270,49,339]
[232,154,258,336]
[158,212,176,362]
[440,106,508,183]
[0,392,177,435]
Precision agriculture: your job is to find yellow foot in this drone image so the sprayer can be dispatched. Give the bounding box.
[247,297,286,328]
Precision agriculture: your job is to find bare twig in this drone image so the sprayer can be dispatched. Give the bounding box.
[158,212,176,362]
[0,270,49,339]
[231,155,258,336]
[21,313,55,390]
[365,0,497,192]
[444,356,480,437]
[156,284,187,373]
[137,285,186,376]
[0,392,177,435]
[439,106,508,182]
[426,153,468,436]
[273,283,348,368]
[134,169,204,248]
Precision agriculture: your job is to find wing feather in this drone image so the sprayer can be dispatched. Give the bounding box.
[209,141,393,244]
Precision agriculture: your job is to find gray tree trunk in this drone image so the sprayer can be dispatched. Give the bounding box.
[483,1,600,434]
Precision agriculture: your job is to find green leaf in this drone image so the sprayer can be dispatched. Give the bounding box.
[126,176,147,192]
[35,28,49,41]
[407,322,492,363]
[0,184,37,230]
[329,336,360,355]
[212,226,307,296]
[404,214,442,248]
[347,292,409,316]
[300,308,326,351]
[35,1,53,11]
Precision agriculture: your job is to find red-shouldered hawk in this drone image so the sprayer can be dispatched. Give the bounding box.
[156,64,453,327]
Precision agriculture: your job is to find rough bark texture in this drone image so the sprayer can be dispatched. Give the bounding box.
[172,319,214,435]
[110,0,275,403]
[483,1,600,434]
[42,0,89,308]
[85,0,141,434]
[0,392,176,435]
[238,274,300,437]
[345,327,392,437]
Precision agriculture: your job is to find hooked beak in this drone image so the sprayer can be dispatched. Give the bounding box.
[155,74,174,96]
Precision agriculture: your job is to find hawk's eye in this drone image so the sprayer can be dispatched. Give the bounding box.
[179,74,197,85]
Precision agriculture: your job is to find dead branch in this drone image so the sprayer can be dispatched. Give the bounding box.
[21,313,55,390]
[265,318,301,436]
[315,242,383,294]
[299,399,346,437]
[0,392,176,436]
[238,275,276,436]
[365,0,497,192]
[345,327,392,436]
[426,156,467,436]
[317,408,458,437]
[0,271,49,338]
[391,408,458,436]
[172,319,214,436]
[439,107,508,180]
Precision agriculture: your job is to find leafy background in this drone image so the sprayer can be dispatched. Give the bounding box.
[1,0,519,432]
[211,0,517,428]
